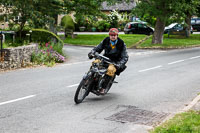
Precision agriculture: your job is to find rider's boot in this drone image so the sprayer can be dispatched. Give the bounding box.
[99,75,112,94]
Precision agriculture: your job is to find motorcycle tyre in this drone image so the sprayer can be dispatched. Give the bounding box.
[74,77,92,104]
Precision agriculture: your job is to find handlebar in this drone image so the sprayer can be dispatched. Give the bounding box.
[93,52,117,66]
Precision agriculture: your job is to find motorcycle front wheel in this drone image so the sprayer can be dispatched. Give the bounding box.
[74,74,93,104]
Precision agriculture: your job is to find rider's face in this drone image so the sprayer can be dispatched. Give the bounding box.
[109,34,118,41]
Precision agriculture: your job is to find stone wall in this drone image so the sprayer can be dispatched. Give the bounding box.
[0,43,37,70]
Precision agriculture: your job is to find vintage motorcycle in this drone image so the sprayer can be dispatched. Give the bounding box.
[74,53,118,104]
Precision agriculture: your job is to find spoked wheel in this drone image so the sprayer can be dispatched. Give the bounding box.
[74,74,93,104]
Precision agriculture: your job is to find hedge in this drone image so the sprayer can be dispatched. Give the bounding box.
[31,29,63,44]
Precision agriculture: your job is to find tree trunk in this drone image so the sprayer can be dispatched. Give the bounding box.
[50,14,58,34]
[185,13,192,37]
[152,17,165,44]
[19,21,25,40]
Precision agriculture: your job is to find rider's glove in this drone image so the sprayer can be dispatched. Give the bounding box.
[88,50,95,59]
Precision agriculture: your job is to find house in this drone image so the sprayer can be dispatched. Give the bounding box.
[101,1,137,21]
[0,5,9,29]
[101,1,136,13]
[0,4,22,30]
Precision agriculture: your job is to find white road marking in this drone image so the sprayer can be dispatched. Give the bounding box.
[60,61,91,67]
[138,65,162,72]
[168,60,185,65]
[67,84,79,88]
[0,95,36,106]
[79,47,92,50]
[189,56,200,59]
[129,51,166,56]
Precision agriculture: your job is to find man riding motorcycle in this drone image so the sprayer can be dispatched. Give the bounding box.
[88,28,129,94]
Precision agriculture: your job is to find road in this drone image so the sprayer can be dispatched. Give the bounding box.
[0,45,200,133]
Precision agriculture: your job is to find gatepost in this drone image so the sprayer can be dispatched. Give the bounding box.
[0,31,4,62]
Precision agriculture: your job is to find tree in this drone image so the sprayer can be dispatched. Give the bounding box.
[0,0,120,36]
[132,0,200,44]
[0,0,38,39]
[0,0,107,31]
[197,5,200,17]
[133,0,185,44]
[179,0,200,36]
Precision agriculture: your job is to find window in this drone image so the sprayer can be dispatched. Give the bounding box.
[191,20,195,24]
[196,20,200,24]
[138,23,143,28]
[131,24,137,28]
[138,24,146,28]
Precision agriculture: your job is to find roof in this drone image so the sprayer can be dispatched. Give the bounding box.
[101,1,136,11]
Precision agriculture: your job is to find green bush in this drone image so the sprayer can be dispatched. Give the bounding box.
[9,23,20,31]
[61,15,75,30]
[31,29,63,44]
[107,10,119,28]
[96,20,111,31]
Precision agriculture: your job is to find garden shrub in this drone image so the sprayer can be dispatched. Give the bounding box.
[61,15,75,30]
[96,20,111,31]
[107,10,120,28]
[31,29,63,44]
[8,23,20,31]
[74,15,86,30]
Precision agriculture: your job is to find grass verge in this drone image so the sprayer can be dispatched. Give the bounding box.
[138,34,200,49]
[151,111,200,133]
[62,34,147,48]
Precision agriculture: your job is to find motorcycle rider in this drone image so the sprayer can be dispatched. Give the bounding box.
[88,28,129,94]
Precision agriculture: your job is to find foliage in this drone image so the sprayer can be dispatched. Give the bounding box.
[71,0,105,17]
[132,0,200,44]
[3,33,30,48]
[0,0,108,33]
[0,15,4,22]
[74,15,100,31]
[197,5,200,17]
[96,20,111,31]
[2,41,29,48]
[31,0,68,29]
[31,29,63,44]
[31,42,65,67]
[0,0,37,39]
[86,15,99,30]
[61,15,75,30]
[132,0,180,26]
[118,12,131,30]
[151,111,200,133]
[74,15,87,28]
[107,10,120,28]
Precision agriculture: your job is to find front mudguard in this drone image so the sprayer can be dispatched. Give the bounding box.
[83,71,93,80]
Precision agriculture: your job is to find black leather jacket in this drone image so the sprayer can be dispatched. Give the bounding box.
[92,37,129,65]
